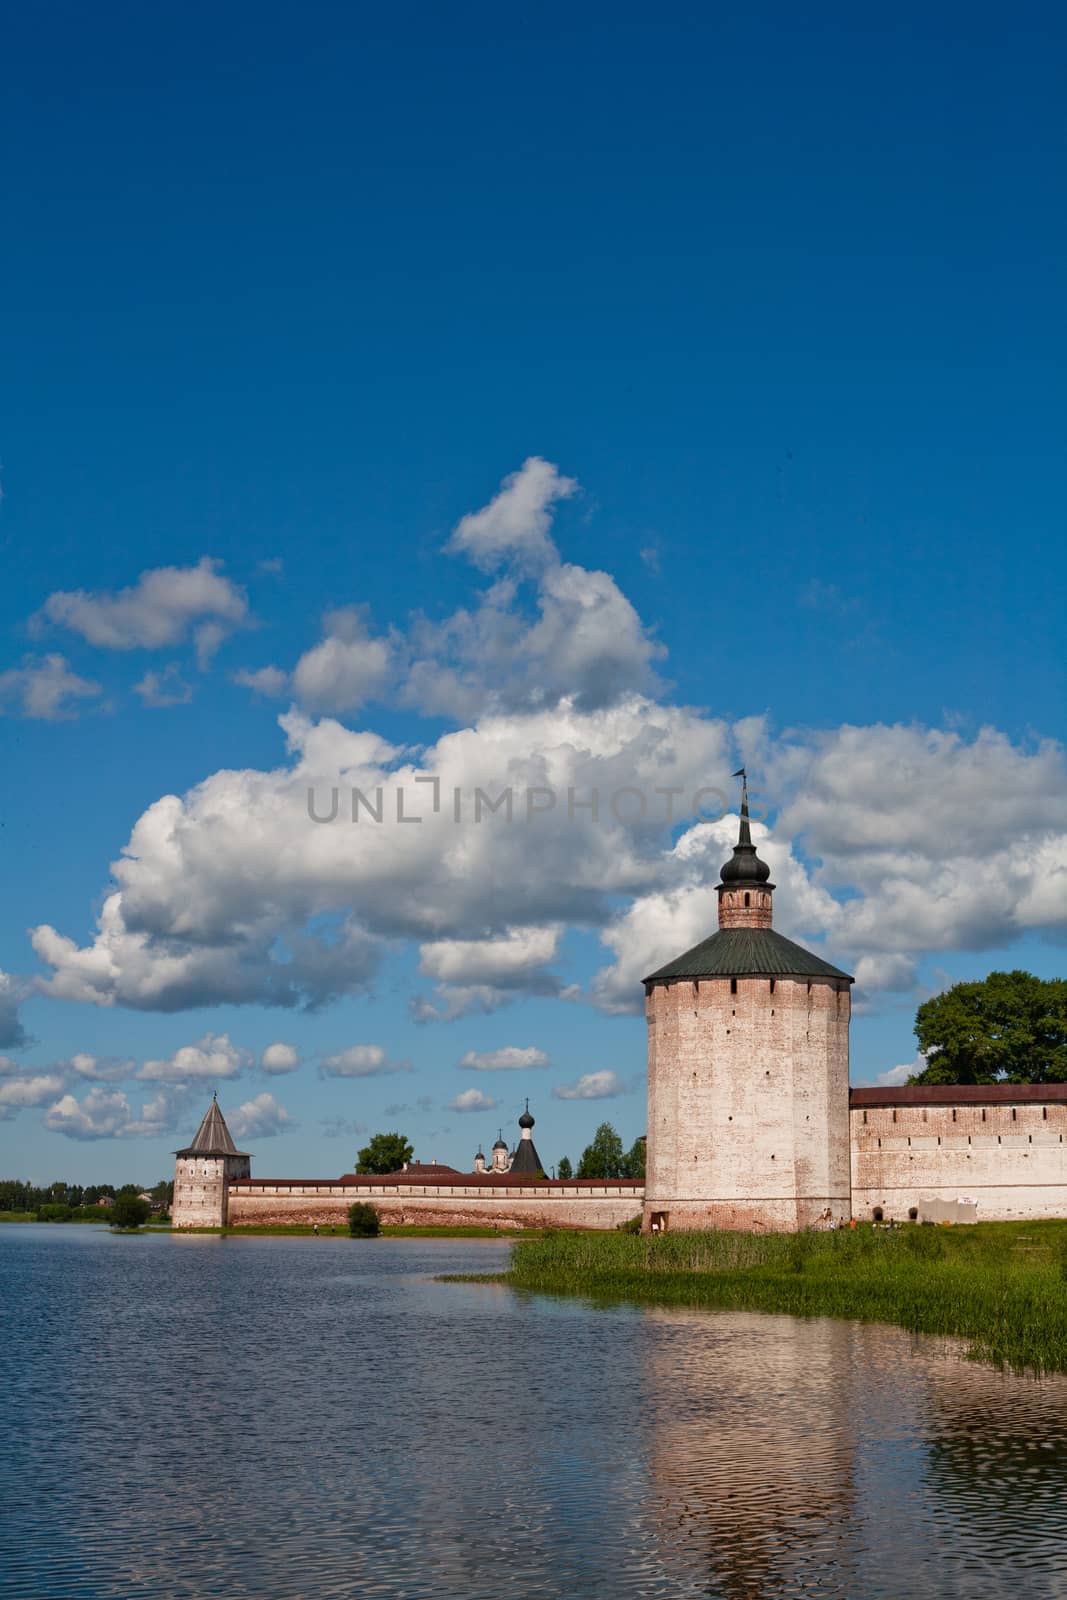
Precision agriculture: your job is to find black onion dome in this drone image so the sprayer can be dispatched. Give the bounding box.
[492,1133,508,1150]
[719,770,773,886]
[518,1101,535,1129]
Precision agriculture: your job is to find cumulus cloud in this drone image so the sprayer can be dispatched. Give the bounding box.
[233,665,289,698]
[67,1052,135,1082]
[261,1042,301,1075]
[292,608,390,713]
[139,1032,251,1082]
[553,1070,631,1100]
[447,456,577,572]
[459,1046,550,1072]
[0,654,102,720]
[22,463,1067,1032]
[226,1092,294,1139]
[0,972,28,1049]
[0,1073,68,1116]
[35,557,247,657]
[43,1087,130,1138]
[134,664,193,708]
[321,1044,411,1078]
[449,1088,498,1113]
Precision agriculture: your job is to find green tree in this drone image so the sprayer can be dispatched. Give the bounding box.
[37,1202,73,1223]
[912,972,1067,1085]
[355,1132,414,1175]
[576,1123,626,1179]
[556,1155,573,1180]
[111,1195,151,1230]
[624,1135,646,1179]
[347,1201,381,1237]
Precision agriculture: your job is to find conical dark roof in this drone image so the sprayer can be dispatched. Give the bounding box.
[175,1097,249,1158]
[508,1135,545,1175]
[644,926,852,984]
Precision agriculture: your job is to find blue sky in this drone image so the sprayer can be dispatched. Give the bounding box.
[2,2,1065,1182]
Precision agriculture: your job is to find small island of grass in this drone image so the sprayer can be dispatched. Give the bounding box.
[460,1220,1067,1375]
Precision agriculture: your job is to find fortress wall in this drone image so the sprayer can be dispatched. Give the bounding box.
[227,1181,644,1231]
[644,975,851,1232]
[851,1100,1067,1221]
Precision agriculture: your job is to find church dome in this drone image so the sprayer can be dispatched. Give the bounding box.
[719,842,772,885]
[518,1106,535,1130]
[492,1134,508,1151]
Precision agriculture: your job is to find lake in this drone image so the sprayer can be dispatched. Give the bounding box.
[2,1225,1066,1599]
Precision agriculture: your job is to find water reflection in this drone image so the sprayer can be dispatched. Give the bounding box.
[2,1226,1067,1600]
[640,1309,860,1599]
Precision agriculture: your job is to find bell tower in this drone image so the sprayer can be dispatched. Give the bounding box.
[642,772,853,1233]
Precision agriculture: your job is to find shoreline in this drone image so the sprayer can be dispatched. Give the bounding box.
[446,1219,1067,1375]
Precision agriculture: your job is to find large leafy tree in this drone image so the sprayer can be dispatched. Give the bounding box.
[576,1123,626,1179]
[624,1135,646,1180]
[556,1155,573,1180]
[911,971,1067,1085]
[356,1132,414,1175]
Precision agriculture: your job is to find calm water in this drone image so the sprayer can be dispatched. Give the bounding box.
[2,1228,1067,1600]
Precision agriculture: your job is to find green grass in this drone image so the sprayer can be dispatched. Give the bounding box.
[0,1211,37,1222]
[460,1221,1067,1375]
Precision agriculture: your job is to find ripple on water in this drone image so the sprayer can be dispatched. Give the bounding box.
[2,1227,1066,1600]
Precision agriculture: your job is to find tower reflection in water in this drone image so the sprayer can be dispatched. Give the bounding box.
[640,1306,861,1600]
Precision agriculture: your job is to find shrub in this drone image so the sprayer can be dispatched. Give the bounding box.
[110,1195,151,1230]
[347,1202,381,1237]
[617,1214,642,1233]
[37,1202,73,1223]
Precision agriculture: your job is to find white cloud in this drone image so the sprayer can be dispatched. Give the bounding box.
[0,972,28,1049]
[139,1032,251,1082]
[22,464,1067,1030]
[67,1052,135,1082]
[43,1086,131,1139]
[0,1073,67,1114]
[39,1081,193,1140]
[447,456,577,572]
[0,654,102,720]
[134,664,193,708]
[261,1042,301,1075]
[226,1092,294,1139]
[36,557,247,654]
[321,1044,411,1078]
[553,1070,631,1100]
[449,1088,498,1113]
[292,608,390,713]
[874,1059,923,1087]
[459,1046,550,1072]
[0,1055,19,1075]
[233,665,289,698]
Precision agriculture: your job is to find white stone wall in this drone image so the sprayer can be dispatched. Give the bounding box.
[227,1181,643,1230]
[643,975,852,1232]
[851,1099,1067,1222]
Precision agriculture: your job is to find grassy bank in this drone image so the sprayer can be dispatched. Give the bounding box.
[486,1221,1067,1375]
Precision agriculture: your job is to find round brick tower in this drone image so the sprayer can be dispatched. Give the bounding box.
[642,773,853,1233]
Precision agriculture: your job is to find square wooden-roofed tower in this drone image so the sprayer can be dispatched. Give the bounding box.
[642,774,853,1233]
[172,1095,251,1228]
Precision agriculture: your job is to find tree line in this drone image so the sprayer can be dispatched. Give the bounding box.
[0,1178,173,1219]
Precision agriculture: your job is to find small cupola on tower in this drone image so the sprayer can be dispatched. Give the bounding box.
[508,1100,545,1176]
[491,1131,510,1173]
[717,768,774,929]
[473,1146,487,1174]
